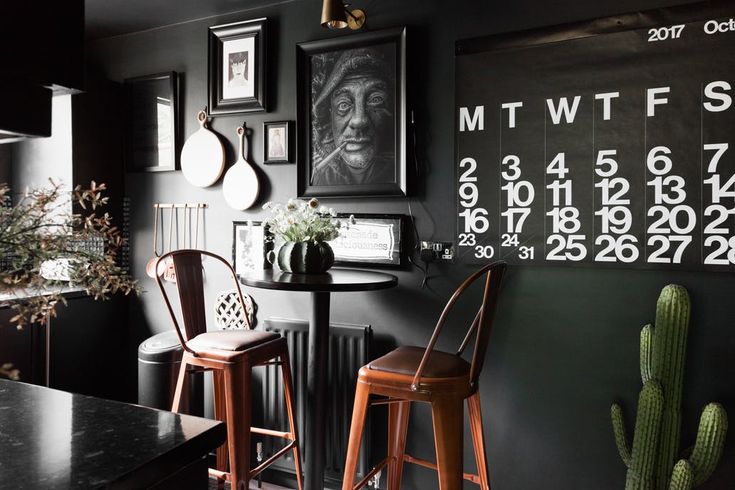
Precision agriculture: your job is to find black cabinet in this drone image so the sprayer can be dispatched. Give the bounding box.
[0,1,84,142]
[0,1,84,92]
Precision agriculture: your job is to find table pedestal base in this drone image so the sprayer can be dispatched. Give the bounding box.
[305,291,330,490]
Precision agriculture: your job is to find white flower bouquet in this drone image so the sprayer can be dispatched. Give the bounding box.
[263,198,352,243]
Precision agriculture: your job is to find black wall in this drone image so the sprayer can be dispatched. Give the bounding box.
[87,1,735,489]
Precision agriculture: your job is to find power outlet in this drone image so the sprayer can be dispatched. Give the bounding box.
[420,241,454,262]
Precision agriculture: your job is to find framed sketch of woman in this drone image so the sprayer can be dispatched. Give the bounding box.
[208,18,267,114]
[296,27,407,197]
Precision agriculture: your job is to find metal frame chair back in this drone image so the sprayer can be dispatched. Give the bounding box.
[155,249,252,356]
[411,261,506,391]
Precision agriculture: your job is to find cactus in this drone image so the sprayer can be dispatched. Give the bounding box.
[611,285,728,490]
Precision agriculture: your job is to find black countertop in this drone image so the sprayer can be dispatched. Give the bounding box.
[0,286,88,309]
[0,379,225,489]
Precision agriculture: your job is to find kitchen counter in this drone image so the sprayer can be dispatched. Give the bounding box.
[0,379,225,489]
[0,285,87,308]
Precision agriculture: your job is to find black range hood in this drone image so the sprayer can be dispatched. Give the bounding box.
[0,1,83,143]
[0,82,52,143]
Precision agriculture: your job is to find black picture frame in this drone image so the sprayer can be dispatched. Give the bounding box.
[296,27,407,197]
[124,72,178,172]
[263,121,293,164]
[331,213,405,267]
[232,221,272,276]
[208,18,267,115]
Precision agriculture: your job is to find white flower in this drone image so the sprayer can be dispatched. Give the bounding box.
[349,214,356,225]
[264,197,342,243]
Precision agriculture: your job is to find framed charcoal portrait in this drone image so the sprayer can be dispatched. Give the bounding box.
[124,72,178,172]
[263,121,293,164]
[232,221,272,276]
[209,18,267,114]
[296,27,407,197]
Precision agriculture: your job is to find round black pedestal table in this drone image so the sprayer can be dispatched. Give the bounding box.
[239,268,398,490]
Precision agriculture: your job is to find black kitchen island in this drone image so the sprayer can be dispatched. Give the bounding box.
[0,379,225,489]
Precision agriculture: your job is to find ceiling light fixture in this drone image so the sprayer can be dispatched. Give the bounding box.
[321,0,366,30]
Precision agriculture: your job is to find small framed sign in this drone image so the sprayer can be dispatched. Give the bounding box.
[332,214,405,267]
[263,121,292,164]
[232,221,272,276]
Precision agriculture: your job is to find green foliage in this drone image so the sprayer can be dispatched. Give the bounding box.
[0,180,139,331]
[611,285,728,490]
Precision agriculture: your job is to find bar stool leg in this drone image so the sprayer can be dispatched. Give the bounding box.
[342,382,370,490]
[431,397,464,490]
[212,370,229,475]
[387,400,410,490]
[171,353,191,413]
[468,392,491,490]
[281,351,304,490]
[224,361,252,490]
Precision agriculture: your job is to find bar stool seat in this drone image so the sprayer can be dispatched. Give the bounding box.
[188,330,279,352]
[368,346,470,378]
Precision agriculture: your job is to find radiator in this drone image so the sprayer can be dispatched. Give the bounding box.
[261,317,372,487]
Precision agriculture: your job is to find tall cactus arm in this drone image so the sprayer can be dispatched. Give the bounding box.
[653,285,691,490]
[640,324,654,384]
[668,460,694,490]
[612,403,632,467]
[689,403,728,486]
[629,381,665,485]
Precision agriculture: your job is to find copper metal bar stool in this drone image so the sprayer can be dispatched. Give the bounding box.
[342,261,506,490]
[155,249,304,490]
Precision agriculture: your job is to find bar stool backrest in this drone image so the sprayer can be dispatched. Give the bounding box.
[155,249,252,355]
[411,261,506,392]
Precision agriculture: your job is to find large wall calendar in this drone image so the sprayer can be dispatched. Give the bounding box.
[455,2,735,270]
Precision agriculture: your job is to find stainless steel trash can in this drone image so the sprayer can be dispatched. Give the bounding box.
[138,330,203,416]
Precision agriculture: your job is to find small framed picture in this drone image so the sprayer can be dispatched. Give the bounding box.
[263,121,293,164]
[331,214,405,267]
[296,27,407,197]
[232,221,272,276]
[208,18,267,115]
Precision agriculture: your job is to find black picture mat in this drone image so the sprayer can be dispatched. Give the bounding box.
[332,213,406,267]
[455,0,735,271]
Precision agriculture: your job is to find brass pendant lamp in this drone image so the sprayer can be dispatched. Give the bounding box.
[321,0,366,30]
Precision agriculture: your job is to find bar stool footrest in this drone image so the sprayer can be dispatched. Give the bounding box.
[352,457,390,490]
[249,440,297,479]
[404,454,481,484]
[208,468,229,481]
[251,426,293,439]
